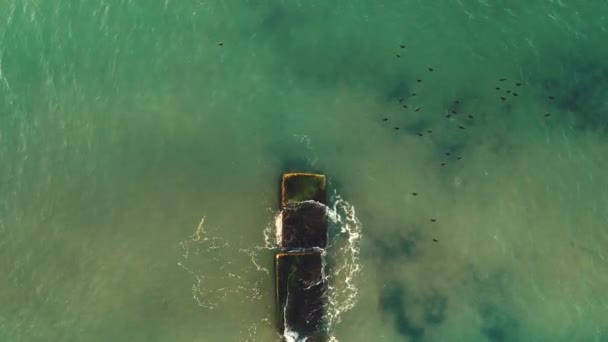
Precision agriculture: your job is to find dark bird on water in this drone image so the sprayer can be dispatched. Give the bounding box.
[458,125,466,129]
[500,97,506,101]
[417,132,424,136]
[496,87,501,90]
[403,105,408,108]
[446,114,452,118]
[440,162,447,166]
[400,44,405,48]
[429,67,434,72]
[454,100,460,104]
[433,238,439,242]
[217,42,224,46]
[412,192,418,196]
[411,93,417,96]
[544,113,551,117]
[452,110,458,114]
[513,93,518,96]
[427,130,433,133]
[516,83,522,86]
[468,115,474,119]
[394,127,400,130]
[430,219,437,222]
[506,90,511,94]
[399,97,405,102]
[415,107,421,112]
[499,78,507,81]
[456,156,462,160]
[396,54,401,58]
[548,96,554,100]
[417,79,422,83]
[445,152,451,156]
[383,118,388,121]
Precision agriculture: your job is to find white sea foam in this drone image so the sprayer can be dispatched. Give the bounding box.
[323,193,363,341]
[178,191,362,341]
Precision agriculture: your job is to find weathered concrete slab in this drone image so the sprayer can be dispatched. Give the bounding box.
[281,202,328,249]
[280,173,328,249]
[276,173,328,341]
[275,251,325,341]
[281,173,327,208]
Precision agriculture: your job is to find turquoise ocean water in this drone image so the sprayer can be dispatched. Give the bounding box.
[1,1,608,341]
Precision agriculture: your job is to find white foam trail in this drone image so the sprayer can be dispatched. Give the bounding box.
[178,216,262,310]
[282,286,310,342]
[323,194,363,341]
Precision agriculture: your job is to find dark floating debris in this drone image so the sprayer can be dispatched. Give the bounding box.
[428,67,434,72]
[412,192,418,196]
[217,41,224,46]
[499,78,507,81]
[500,97,506,101]
[433,238,439,242]
[430,219,437,222]
[544,113,551,117]
[383,118,388,121]
[458,125,466,129]
[515,83,522,86]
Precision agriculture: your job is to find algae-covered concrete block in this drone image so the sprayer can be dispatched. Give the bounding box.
[275,252,325,340]
[281,173,327,207]
[280,173,328,249]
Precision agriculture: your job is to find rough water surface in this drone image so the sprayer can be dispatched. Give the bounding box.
[1,1,607,341]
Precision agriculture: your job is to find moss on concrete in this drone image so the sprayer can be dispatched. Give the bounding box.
[281,173,327,207]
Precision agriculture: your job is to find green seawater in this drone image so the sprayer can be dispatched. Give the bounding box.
[1,1,608,341]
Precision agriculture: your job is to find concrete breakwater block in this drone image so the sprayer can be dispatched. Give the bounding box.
[281,173,327,208]
[275,252,325,341]
[280,173,328,249]
[281,201,328,249]
[276,173,328,341]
